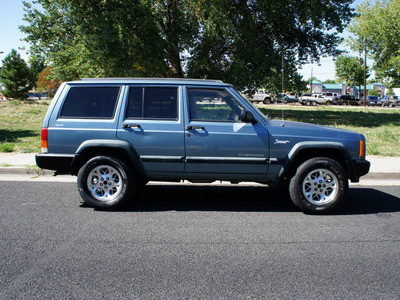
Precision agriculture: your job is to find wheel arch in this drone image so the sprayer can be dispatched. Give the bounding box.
[278,142,350,181]
[71,139,146,177]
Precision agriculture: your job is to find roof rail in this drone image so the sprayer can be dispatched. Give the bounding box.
[79,77,224,83]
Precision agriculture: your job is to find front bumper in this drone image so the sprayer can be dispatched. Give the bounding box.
[347,159,370,182]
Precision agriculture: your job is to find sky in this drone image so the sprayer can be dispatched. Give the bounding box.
[0,0,30,65]
[0,0,365,82]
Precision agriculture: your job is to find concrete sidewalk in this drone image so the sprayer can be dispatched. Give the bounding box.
[0,153,399,181]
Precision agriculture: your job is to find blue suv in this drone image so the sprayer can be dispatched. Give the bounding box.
[36,78,370,213]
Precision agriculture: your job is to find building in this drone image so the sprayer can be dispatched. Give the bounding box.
[309,81,385,97]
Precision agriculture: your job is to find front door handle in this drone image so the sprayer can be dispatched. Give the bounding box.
[186,125,205,130]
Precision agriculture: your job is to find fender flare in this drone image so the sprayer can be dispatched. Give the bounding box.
[71,139,146,177]
[278,141,350,179]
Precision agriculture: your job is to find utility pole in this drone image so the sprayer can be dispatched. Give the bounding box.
[363,45,367,107]
[281,54,284,95]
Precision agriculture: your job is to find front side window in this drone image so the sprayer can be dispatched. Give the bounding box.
[188,88,244,122]
[126,87,178,120]
[60,86,120,118]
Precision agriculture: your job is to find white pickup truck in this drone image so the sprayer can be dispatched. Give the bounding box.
[299,93,329,106]
[245,90,273,104]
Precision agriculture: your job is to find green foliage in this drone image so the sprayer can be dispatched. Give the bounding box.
[323,79,336,84]
[335,55,369,89]
[20,0,354,90]
[348,0,400,87]
[368,89,379,97]
[386,88,395,95]
[0,49,31,100]
[28,55,46,89]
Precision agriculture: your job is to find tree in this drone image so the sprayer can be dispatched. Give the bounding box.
[368,89,379,97]
[0,49,31,100]
[37,66,61,96]
[20,0,354,91]
[386,88,395,95]
[335,55,369,92]
[347,0,400,87]
[323,79,337,84]
[29,55,46,89]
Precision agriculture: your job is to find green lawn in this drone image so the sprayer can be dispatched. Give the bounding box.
[0,100,399,156]
[0,99,50,153]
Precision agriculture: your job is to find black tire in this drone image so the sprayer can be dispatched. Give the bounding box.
[305,101,311,106]
[289,157,348,214]
[77,156,136,209]
[263,97,271,104]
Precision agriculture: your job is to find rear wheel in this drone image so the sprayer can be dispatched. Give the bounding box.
[263,97,271,104]
[289,157,348,214]
[77,156,136,209]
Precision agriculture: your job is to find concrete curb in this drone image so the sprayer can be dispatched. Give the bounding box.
[0,167,53,176]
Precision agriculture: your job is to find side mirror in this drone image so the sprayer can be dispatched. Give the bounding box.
[240,110,257,124]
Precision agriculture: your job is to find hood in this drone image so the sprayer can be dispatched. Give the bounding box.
[267,119,361,141]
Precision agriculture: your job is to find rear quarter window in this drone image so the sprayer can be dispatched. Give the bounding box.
[60,86,120,118]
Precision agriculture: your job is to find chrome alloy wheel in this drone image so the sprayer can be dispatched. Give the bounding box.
[87,165,123,202]
[302,168,339,206]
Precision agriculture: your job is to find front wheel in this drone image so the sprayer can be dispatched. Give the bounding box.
[289,157,348,214]
[77,156,136,209]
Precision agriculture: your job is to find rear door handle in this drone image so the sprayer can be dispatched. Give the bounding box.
[186,126,205,130]
[123,123,141,129]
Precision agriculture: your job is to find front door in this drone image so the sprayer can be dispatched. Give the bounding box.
[184,87,269,176]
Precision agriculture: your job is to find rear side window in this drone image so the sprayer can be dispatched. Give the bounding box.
[126,87,178,120]
[60,86,120,118]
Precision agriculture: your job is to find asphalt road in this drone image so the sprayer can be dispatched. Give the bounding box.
[1,181,399,299]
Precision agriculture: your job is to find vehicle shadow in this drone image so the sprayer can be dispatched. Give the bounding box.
[114,184,400,215]
[339,187,400,215]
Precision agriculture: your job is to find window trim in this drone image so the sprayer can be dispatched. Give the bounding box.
[58,85,122,120]
[125,85,179,121]
[186,87,244,123]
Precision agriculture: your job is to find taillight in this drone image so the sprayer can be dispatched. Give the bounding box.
[360,139,365,158]
[41,128,48,153]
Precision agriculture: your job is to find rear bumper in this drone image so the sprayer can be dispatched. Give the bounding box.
[347,159,370,182]
[35,153,75,173]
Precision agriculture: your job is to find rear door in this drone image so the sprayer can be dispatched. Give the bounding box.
[117,85,185,173]
[184,87,269,176]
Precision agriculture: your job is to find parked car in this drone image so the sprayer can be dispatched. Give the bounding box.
[381,95,400,107]
[299,93,328,106]
[36,78,370,214]
[336,95,360,105]
[245,89,273,104]
[366,95,381,106]
[322,92,338,104]
[285,93,299,103]
[274,93,298,104]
